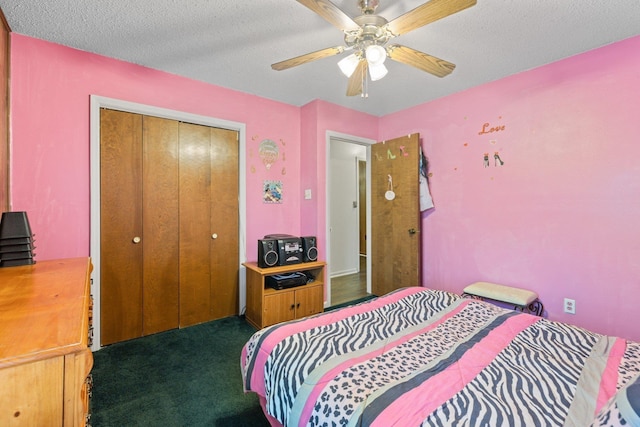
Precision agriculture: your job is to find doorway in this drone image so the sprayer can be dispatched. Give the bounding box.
[326,132,422,306]
[327,133,374,307]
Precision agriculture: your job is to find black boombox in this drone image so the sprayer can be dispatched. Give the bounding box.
[257,234,317,268]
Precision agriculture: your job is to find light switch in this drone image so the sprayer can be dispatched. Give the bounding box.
[304,189,312,200]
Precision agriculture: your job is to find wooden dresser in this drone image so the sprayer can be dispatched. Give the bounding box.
[0,257,93,426]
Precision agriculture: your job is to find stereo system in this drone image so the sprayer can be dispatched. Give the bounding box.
[257,239,279,268]
[301,236,318,263]
[257,234,318,268]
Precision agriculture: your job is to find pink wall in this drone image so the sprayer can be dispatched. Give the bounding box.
[8,35,378,275]
[9,34,307,262]
[380,35,640,341]
[8,32,640,341]
[300,100,378,261]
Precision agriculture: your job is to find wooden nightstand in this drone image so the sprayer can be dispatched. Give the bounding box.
[244,261,326,329]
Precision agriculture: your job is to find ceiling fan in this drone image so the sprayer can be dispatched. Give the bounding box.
[272,0,477,97]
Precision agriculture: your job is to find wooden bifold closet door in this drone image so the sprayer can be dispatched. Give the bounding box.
[100,109,239,346]
[178,122,240,326]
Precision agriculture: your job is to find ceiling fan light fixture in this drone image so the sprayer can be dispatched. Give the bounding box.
[273,0,476,98]
[365,45,387,66]
[338,53,360,77]
[369,62,388,81]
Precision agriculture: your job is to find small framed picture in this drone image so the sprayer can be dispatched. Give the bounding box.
[263,180,283,204]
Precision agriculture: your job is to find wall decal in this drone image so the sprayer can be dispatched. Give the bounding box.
[474,117,509,172]
[281,167,286,175]
[478,122,506,135]
[399,145,409,157]
[259,139,279,170]
[478,116,507,135]
[387,149,396,160]
[263,180,283,204]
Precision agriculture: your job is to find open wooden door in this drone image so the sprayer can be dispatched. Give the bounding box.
[371,134,421,296]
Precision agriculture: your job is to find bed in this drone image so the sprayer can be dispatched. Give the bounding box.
[241,287,640,426]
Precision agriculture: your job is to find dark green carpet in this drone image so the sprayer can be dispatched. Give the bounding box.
[91,316,267,426]
[91,296,377,426]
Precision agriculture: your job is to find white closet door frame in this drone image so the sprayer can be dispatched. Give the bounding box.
[90,95,247,351]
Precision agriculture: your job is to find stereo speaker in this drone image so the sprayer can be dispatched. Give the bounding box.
[258,239,278,268]
[301,236,318,262]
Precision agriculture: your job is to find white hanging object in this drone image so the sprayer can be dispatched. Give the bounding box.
[385,174,396,200]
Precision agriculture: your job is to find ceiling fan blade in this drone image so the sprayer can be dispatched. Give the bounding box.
[297,0,361,32]
[272,46,345,71]
[387,0,477,36]
[346,60,367,96]
[387,44,455,77]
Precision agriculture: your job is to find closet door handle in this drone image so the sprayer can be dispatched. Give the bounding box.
[132,236,141,244]
[211,233,218,239]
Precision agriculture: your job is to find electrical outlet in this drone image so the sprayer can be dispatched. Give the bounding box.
[563,298,576,314]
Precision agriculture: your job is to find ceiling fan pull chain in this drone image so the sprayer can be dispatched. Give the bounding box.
[362,66,369,98]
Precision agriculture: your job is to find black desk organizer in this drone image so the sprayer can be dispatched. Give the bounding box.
[0,211,36,267]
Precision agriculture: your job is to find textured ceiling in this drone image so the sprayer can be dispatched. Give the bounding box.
[1,0,639,116]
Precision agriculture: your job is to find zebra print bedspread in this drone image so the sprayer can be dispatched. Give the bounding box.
[241,288,640,427]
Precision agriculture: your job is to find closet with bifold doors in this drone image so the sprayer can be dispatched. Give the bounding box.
[100,108,239,346]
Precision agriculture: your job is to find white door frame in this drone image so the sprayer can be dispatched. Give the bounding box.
[89,95,247,351]
[325,131,375,307]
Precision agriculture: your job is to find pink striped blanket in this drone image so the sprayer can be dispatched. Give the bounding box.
[241,288,640,426]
